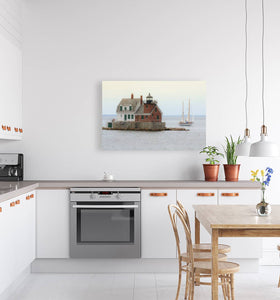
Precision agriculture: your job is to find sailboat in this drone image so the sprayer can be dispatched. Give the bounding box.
[179,99,193,126]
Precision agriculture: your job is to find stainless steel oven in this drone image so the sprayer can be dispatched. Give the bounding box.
[70,187,141,258]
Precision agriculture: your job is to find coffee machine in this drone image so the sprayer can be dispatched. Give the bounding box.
[0,154,23,181]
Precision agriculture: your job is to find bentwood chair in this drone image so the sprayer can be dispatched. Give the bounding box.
[176,200,231,254]
[168,204,240,300]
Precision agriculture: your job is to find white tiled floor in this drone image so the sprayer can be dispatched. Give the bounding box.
[7,267,280,300]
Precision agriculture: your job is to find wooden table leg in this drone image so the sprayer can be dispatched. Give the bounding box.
[211,229,219,300]
[195,214,201,286]
[195,213,200,244]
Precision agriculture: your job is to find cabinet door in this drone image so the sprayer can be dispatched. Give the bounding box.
[0,200,15,294]
[36,190,69,258]
[0,192,36,295]
[15,192,36,271]
[141,189,177,258]
[218,189,262,258]
[177,189,218,244]
[0,32,22,140]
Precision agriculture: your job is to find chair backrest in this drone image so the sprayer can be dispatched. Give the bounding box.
[176,200,191,233]
[168,204,194,265]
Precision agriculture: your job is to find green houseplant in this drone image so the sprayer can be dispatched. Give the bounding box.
[200,146,224,181]
[223,136,242,181]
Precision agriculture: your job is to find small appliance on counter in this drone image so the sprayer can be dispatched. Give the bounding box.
[0,153,23,181]
[103,172,114,181]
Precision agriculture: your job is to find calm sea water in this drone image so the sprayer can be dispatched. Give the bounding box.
[102,115,206,150]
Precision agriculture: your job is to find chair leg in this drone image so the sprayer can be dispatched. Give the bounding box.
[189,273,195,300]
[278,275,280,288]
[175,265,182,300]
[185,270,190,299]
[230,274,234,300]
[221,275,227,300]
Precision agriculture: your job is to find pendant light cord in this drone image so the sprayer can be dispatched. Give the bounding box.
[245,0,248,129]
[262,0,265,125]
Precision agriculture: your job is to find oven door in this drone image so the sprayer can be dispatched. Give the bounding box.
[70,201,141,258]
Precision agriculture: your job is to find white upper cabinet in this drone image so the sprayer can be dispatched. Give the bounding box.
[0,33,23,140]
[141,189,177,258]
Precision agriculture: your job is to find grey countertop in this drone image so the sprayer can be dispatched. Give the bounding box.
[0,180,260,204]
[0,181,39,203]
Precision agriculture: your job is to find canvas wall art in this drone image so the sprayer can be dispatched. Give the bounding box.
[102,81,206,150]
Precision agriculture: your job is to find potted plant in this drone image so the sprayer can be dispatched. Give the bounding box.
[223,136,242,181]
[200,146,224,181]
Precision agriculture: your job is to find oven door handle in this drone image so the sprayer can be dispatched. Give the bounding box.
[72,205,139,209]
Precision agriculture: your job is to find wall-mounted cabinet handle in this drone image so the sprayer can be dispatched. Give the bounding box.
[30,194,34,198]
[150,193,168,197]
[26,196,30,200]
[10,202,15,207]
[197,193,215,197]
[7,126,11,131]
[15,200,20,205]
[14,127,19,132]
[19,128,23,133]
[221,193,239,197]
[0,207,2,213]
[2,125,6,130]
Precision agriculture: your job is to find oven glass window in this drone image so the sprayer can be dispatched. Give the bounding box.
[77,202,135,244]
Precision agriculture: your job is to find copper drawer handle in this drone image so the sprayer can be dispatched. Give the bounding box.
[150,193,168,197]
[197,193,215,197]
[26,196,30,200]
[30,194,34,198]
[10,202,15,207]
[2,125,6,130]
[0,207,2,212]
[221,193,239,197]
[15,200,20,205]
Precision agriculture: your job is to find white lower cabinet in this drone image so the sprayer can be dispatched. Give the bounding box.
[36,189,69,258]
[177,189,217,244]
[218,189,262,259]
[0,191,36,295]
[141,189,177,258]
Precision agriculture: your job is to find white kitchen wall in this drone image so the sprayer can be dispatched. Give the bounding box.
[0,0,279,183]
[0,0,22,47]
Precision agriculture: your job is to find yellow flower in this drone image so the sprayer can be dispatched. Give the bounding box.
[261,170,264,177]
[250,178,255,182]
[251,169,259,177]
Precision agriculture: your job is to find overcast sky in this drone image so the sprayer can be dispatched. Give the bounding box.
[102,81,206,116]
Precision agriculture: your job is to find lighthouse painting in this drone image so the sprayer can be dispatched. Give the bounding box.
[102,81,206,150]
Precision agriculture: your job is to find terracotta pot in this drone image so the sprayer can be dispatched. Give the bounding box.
[223,164,240,181]
[203,164,220,181]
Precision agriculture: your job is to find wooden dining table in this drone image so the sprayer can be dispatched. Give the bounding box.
[193,205,280,300]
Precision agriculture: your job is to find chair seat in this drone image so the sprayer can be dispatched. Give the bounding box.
[182,252,227,262]
[193,243,231,254]
[193,261,240,275]
[277,244,280,251]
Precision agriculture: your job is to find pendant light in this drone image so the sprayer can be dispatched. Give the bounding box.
[250,0,279,157]
[236,0,251,156]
